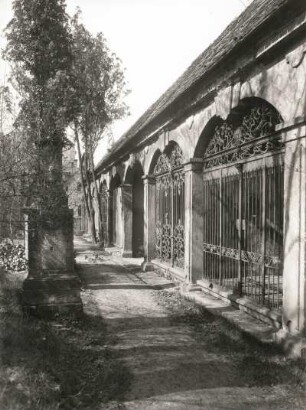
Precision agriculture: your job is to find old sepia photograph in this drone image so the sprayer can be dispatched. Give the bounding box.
[0,0,305,408]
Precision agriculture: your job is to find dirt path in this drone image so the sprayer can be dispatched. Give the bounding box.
[75,238,305,410]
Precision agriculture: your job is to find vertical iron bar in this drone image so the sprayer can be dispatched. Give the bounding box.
[238,165,243,296]
[267,167,271,307]
[209,180,212,279]
[241,173,250,295]
[275,165,279,309]
[171,173,174,266]
[272,165,282,308]
[213,180,215,280]
[272,166,276,308]
[280,164,284,309]
[219,172,222,286]
[261,167,266,305]
[214,179,217,282]
[213,180,215,281]
[203,179,206,279]
[226,175,229,285]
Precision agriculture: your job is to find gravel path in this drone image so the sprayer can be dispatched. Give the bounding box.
[75,238,305,410]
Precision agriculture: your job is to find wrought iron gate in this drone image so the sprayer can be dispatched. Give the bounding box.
[154,145,185,268]
[202,105,284,310]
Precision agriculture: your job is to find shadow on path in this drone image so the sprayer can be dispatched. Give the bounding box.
[75,237,306,410]
[0,266,132,410]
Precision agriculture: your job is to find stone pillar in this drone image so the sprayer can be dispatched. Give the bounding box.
[22,133,82,316]
[102,191,109,246]
[121,184,133,257]
[184,160,204,284]
[281,119,306,336]
[107,190,113,246]
[142,175,156,271]
[93,193,99,238]
[22,208,82,316]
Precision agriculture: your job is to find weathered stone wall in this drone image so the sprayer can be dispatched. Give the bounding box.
[93,10,306,338]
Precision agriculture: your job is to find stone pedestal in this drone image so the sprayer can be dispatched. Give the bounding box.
[121,184,133,257]
[22,208,83,316]
[184,160,204,283]
[142,175,156,271]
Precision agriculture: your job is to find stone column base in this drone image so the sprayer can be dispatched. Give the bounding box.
[180,283,202,292]
[122,250,133,258]
[141,261,155,272]
[274,328,306,359]
[22,274,83,317]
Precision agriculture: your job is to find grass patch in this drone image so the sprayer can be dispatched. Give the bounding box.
[0,271,131,410]
[155,289,306,390]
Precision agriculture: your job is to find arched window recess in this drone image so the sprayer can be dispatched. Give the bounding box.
[204,104,283,169]
[153,143,185,269]
[202,101,284,310]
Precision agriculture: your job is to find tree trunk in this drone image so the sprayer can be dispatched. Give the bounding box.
[74,125,97,243]
[84,153,97,244]
[89,143,104,248]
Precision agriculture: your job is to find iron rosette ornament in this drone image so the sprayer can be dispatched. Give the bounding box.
[204,105,283,168]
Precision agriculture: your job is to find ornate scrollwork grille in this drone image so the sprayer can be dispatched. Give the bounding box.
[204,106,283,169]
[203,104,284,310]
[154,145,185,268]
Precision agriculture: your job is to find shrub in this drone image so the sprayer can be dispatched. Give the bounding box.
[0,239,27,271]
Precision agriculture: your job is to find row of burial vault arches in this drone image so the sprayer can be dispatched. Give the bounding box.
[100,97,283,189]
[92,97,285,311]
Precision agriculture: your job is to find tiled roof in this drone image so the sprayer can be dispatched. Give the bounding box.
[96,0,293,172]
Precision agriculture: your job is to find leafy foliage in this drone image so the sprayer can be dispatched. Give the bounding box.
[71,10,129,151]
[70,10,129,243]
[3,0,75,217]
[2,1,129,242]
[0,239,27,271]
[0,123,36,240]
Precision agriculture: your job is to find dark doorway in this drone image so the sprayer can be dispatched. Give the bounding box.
[132,163,144,257]
[109,174,121,246]
[125,162,144,257]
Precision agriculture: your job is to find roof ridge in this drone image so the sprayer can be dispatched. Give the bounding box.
[96,0,292,172]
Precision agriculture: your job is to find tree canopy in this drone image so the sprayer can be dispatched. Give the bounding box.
[2,0,129,241]
[70,10,129,243]
[3,0,76,215]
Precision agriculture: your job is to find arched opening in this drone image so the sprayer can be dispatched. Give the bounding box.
[153,142,185,269]
[100,180,108,245]
[148,149,162,174]
[124,162,144,257]
[200,98,284,310]
[133,162,144,257]
[109,174,121,246]
[194,116,223,158]
[92,187,99,236]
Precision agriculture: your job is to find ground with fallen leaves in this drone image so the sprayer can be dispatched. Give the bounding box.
[0,240,305,409]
